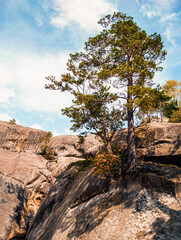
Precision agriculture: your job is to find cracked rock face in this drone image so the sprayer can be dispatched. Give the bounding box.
[0,121,46,153]
[136,122,181,157]
[113,122,181,157]
[48,134,102,158]
[0,121,101,239]
[26,164,181,240]
[1,120,181,239]
[0,148,53,240]
[0,121,53,239]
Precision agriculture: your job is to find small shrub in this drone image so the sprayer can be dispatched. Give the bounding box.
[40,131,54,160]
[9,118,16,124]
[42,149,56,160]
[93,153,122,179]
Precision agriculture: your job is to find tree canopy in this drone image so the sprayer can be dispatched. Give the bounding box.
[46,12,167,171]
[83,12,166,170]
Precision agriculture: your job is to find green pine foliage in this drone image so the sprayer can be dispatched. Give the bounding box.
[45,12,166,171]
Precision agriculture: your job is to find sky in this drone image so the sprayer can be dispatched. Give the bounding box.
[0,0,181,135]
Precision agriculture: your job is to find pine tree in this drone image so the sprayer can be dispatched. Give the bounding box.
[84,13,166,171]
[46,12,166,171]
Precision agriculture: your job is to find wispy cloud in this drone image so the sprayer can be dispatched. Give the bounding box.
[140,0,175,18]
[0,64,15,103]
[140,0,181,47]
[50,0,116,32]
[0,113,12,122]
[160,12,181,22]
[0,50,73,114]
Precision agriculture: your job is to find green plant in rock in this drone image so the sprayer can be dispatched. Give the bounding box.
[9,118,16,124]
[93,153,122,179]
[40,131,55,159]
[69,158,95,172]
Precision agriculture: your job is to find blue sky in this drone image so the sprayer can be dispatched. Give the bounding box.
[0,0,181,135]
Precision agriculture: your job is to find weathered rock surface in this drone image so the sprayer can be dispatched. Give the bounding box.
[0,121,101,239]
[0,148,53,240]
[113,122,181,158]
[48,134,102,157]
[26,162,181,240]
[0,121,46,153]
[136,122,181,157]
[0,121,53,239]
[0,120,181,239]
[46,134,102,178]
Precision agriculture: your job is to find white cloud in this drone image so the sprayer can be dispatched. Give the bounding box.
[29,123,43,130]
[52,130,62,136]
[163,26,176,45]
[50,0,116,32]
[0,88,15,103]
[140,0,181,47]
[0,113,12,122]
[0,50,73,114]
[0,65,15,103]
[45,117,55,123]
[160,12,181,22]
[141,0,175,18]
[0,113,21,124]
[34,14,44,26]
[64,127,79,135]
[163,24,181,45]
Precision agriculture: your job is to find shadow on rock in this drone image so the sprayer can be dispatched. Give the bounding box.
[149,195,181,240]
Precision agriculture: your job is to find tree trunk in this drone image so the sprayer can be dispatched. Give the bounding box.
[127,108,137,171]
[106,142,113,155]
[127,77,137,172]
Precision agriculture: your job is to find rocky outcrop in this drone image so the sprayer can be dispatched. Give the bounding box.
[0,120,181,239]
[48,134,102,157]
[0,121,46,153]
[136,122,181,157]
[113,122,181,159]
[26,162,181,240]
[0,148,53,240]
[0,121,101,239]
[46,134,102,177]
[0,121,52,239]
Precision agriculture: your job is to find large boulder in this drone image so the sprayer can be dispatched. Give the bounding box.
[136,122,181,157]
[45,134,102,178]
[113,122,181,158]
[26,162,181,240]
[48,134,102,157]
